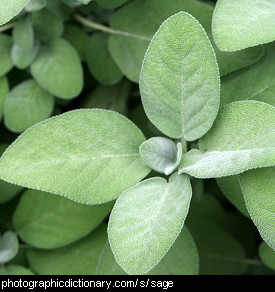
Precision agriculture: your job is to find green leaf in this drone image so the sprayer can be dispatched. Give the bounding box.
[0,231,19,264]
[187,216,247,275]
[140,12,220,141]
[76,0,93,4]
[108,173,192,275]
[96,0,129,9]
[25,0,46,12]
[12,16,34,50]
[27,224,107,275]
[97,227,199,275]
[13,189,113,249]
[3,79,54,133]
[240,167,275,251]
[0,0,30,26]
[259,242,275,271]
[11,41,40,70]
[86,33,123,85]
[139,137,182,175]
[0,265,35,275]
[0,76,9,121]
[216,175,249,217]
[30,38,83,99]
[179,101,275,178]
[31,9,64,41]
[0,109,150,205]
[212,0,275,51]
[0,34,13,77]
[221,44,275,107]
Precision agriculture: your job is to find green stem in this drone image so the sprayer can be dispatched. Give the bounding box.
[181,137,188,154]
[0,22,16,33]
[73,13,151,41]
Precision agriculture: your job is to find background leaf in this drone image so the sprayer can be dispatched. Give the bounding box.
[0,76,9,121]
[0,34,13,77]
[0,0,30,26]
[212,0,275,51]
[0,109,150,205]
[140,12,220,141]
[259,242,275,271]
[108,173,192,275]
[0,231,19,264]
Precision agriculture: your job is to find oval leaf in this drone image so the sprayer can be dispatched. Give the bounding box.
[0,0,30,26]
[139,137,182,175]
[0,109,150,205]
[212,0,275,51]
[0,34,13,77]
[179,101,275,178]
[0,231,19,264]
[13,189,113,249]
[30,38,83,99]
[140,12,220,141]
[0,76,9,121]
[108,173,192,275]
[240,167,275,251]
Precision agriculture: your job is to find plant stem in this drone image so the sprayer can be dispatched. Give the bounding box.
[73,13,151,41]
[181,136,188,154]
[0,22,16,33]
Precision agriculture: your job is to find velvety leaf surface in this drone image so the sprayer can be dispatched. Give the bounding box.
[97,227,199,275]
[0,109,150,205]
[27,224,107,275]
[240,167,275,250]
[3,79,54,133]
[0,0,30,26]
[139,137,182,175]
[221,44,275,107]
[179,101,275,178]
[140,12,220,141]
[212,0,275,51]
[13,189,113,249]
[30,38,83,99]
[108,173,192,275]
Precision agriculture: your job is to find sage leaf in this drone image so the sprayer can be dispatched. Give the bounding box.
[0,231,19,264]
[0,265,35,275]
[96,0,129,9]
[0,0,30,26]
[259,242,275,271]
[139,137,182,175]
[0,109,150,205]
[25,0,46,12]
[179,101,275,178]
[27,224,108,275]
[212,0,275,51]
[0,34,13,77]
[3,79,54,133]
[140,12,220,141]
[12,16,34,50]
[108,173,192,275]
[221,43,275,107]
[97,227,199,275]
[13,189,113,249]
[240,167,275,251]
[30,38,83,99]
[0,76,9,121]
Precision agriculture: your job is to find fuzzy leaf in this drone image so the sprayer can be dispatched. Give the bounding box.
[0,109,150,205]
[212,0,275,51]
[108,173,192,275]
[240,167,275,251]
[139,137,182,175]
[13,189,113,249]
[30,38,83,99]
[140,12,220,141]
[0,0,30,26]
[179,101,275,178]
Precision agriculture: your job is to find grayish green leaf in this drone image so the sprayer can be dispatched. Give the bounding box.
[139,137,182,175]
[0,34,13,77]
[0,109,150,205]
[0,76,8,121]
[86,33,123,85]
[221,44,275,107]
[108,173,192,275]
[212,0,275,51]
[179,101,275,178]
[30,38,83,99]
[13,189,113,249]
[97,227,198,275]
[259,242,275,271]
[0,265,35,275]
[12,16,34,50]
[0,231,19,264]
[140,12,220,141]
[3,79,54,133]
[27,224,107,275]
[25,0,46,12]
[0,0,30,26]
[240,167,275,251]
